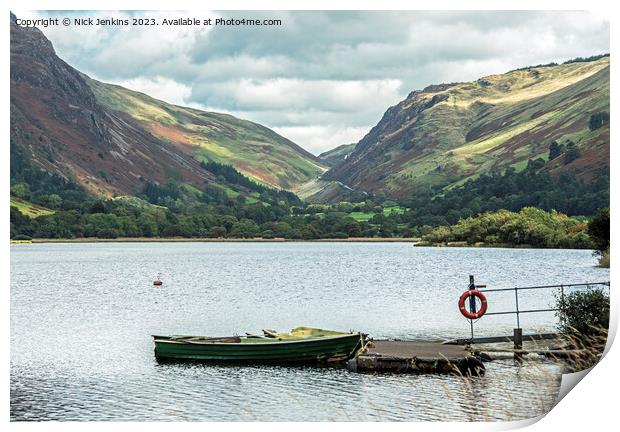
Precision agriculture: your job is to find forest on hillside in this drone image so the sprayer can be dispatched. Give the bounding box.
[10,136,609,247]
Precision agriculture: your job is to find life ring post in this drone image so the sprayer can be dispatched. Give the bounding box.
[459,275,489,343]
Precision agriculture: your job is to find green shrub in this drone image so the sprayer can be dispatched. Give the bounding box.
[556,288,610,336]
[96,228,119,239]
[207,226,227,238]
[261,230,274,239]
[598,248,610,268]
[422,207,592,248]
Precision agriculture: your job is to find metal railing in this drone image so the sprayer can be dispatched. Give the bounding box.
[479,281,610,329]
[458,276,610,355]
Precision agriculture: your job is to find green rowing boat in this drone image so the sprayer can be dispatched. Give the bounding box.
[153,326,366,364]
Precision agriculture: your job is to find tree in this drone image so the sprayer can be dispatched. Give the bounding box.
[588,208,609,252]
[10,206,34,238]
[96,228,119,239]
[38,193,62,209]
[137,214,158,237]
[300,225,320,240]
[89,200,107,214]
[208,226,227,238]
[589,112,609,131]
[162,224,190,237]
[548,141,564,160]
[563,141,581,165]
[10,182,31,200]
[230,219,259,238]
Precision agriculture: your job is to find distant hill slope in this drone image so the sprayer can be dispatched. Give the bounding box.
[323,56,610,198]
[10,14,325,198]
[318,143,356,167]
[87,79,326,190]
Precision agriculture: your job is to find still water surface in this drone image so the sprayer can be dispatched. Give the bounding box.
[10,242,609,421]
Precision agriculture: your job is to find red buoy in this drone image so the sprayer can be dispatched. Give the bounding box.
[153,280,163,286]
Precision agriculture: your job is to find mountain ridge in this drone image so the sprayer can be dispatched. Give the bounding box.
[10,13,609,206]
[10,15,325,199]
[322,55,610,199]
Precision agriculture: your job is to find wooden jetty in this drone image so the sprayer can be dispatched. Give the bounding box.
[345,276,608,375]
[348,340,485,376]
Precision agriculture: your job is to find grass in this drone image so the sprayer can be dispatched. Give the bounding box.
[223,187,240,198]
[347,206,404,222]
[10,196,54,218]
[348,212,374,222]
[384,206,404,216]
[598,249,610,268]
[454,112,557,156]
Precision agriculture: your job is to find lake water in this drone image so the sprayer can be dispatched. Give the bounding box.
[10,242,609,421]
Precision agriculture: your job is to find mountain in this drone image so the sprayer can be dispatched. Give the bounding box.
[86,79,325,190]
[10,14,325,199]
[318,143,356,167]
[323,56,610,199]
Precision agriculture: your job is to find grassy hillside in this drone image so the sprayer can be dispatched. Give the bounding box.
[10,196,54,218]
[324,56,610,198]
[11,16,325,203]
[295,178,370,203]
[88,79,326,190]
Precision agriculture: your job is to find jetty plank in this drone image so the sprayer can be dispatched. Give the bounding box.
[367,340,471,360]
[350,340,485,376]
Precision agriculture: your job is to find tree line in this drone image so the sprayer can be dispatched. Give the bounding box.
[10,140,610,246]
[400,158,608,228]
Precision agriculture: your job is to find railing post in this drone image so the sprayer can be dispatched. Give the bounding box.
[514,287,522,362]
[514,287,520,329]
[469,275,475,343]
[514,328,523,362]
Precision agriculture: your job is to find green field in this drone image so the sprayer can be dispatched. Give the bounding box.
[10,196,54,218]
[348,211,374,222]
[348,206,404,222]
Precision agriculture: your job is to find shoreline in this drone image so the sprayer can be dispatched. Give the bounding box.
[9,238,594,250]
[414,241,596,251]
[17,237,420,244]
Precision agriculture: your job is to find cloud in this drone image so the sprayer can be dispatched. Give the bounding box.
[273,126,370,155]
[190,78,402,113]
[17,10,610,154]
[114,76,193,107]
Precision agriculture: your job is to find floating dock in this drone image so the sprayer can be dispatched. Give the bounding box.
[348,340,485,376]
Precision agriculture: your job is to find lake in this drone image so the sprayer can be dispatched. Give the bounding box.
[10,242,609,421]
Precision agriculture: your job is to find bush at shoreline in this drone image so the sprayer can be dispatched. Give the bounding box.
[422,207,593,249]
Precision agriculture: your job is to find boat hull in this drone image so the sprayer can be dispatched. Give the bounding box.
[153,333,364,364]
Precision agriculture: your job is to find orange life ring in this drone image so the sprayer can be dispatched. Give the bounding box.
[458,290,488,319]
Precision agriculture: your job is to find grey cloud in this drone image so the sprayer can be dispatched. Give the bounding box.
[25,10,609,154]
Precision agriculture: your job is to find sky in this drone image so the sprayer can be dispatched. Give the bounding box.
[18,10,610,155]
